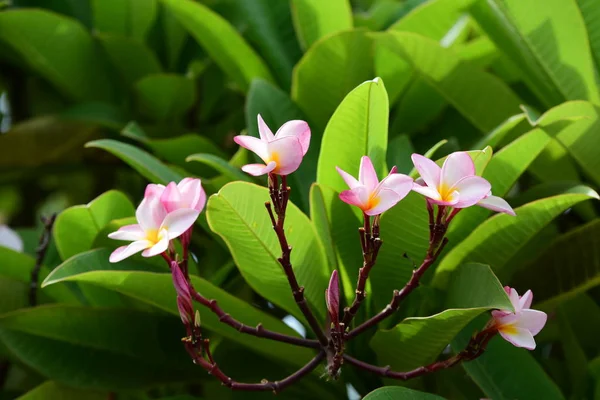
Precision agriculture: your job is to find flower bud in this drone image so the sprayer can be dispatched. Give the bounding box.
[325,270,340,326]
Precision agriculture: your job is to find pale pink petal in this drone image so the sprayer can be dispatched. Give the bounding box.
[234,135,269,161]
[275,120,310,155]
[519,290,533,310]
[160,209,200,239]
[365,189,402,216]
[378,173,413,199]
[265,136,303,175]
[412,182,442,201]
[107,224,146,241]
[358,156,379,191]
[144,184,165,198]
[142,232,169,257]
[241,162,277,176]
[339,186,370,209]
[257,114,275,142]
[492,311,518,326]
[0,225,23,252]
[171,261,191,299]
[451,176,491,208]
[336,166,360,189]
[136,195,166,232]
[177,178,205,212]
[109,240,151,263]
[440,152,475,189]
[507,288,521,312]
[411,154,441,189]
[517,309,547,336]
[499,327,536,350]
[478,195,516,216]
[160,182,182,213]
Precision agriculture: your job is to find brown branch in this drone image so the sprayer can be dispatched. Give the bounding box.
[344,327,497,380]
[29,214,56,306]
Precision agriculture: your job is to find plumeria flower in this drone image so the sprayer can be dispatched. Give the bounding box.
[411,152,515,215]
[108,193,199,263]
[491,287,547,350]
[145,178,206,213]
[234,114,311,176]
[336,156,413,216]
[0,224,23,252]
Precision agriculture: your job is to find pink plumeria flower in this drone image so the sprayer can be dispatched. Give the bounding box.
[491,287,547,350]
[233,114,311,176]
[145,178,206,213]
[108,193,199,263]
[411,152,515,215]
[336,156,413,216]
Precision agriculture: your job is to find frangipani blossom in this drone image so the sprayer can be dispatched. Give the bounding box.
[108,194,199,263]
[0,224,23,252]
[492,287,547,350]
[234,114,311,176]
[145,178,206,213]
[411,152,515,215]
[337,156,413,216]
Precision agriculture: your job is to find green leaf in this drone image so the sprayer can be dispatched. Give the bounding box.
[470,0,599,106]
[363,386,445,399]
[292,29,374,131]
[206,182,329,322]
[162,0,274,91]
[91,0,157,41]
[246,79,315,209]
[371,263,511,371]
[376,31,522,133]
[0,10,114,101]
[433,191,600,288]
[473,113,529,149]
[316,78,389,194]
[186,154,251,182]
[85,139,183,184]
[577,0,600,71]
[61,102,127,131]
[0,305,198,389]
[387,135,415,174]
[290,0,353,50]
[16,381,106,400]
[513,219,600,308]
[42,249,313,367]
[134,74,195,122]
[53,190,135,261]
[556,306,589,399]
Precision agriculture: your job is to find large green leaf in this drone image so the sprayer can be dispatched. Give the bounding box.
[0,305,199,389]
[363,386,445,399]
[290,0,353,50]
[577,0,600,71]
[134,74,195,122]
[186,154,251,183]
[470,0,599,106]
[162,0,274,91]
[316,78,388,195]
[513,219,600,308]
[371,263,511,371]
[16,381,106,400]
[434,191,600,287]
[206,182,329,322]
[91,0,157,41]
[42,249,312,367]
[0,10,113,101]
[375,31,522,133]
[292,29,374,131]
[85,139,183,184]
[53,190,134,261]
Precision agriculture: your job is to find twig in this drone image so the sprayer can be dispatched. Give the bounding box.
[29,214,56,306]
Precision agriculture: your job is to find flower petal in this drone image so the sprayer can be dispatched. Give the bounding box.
[107,224,146,241]
[171,261,191,299]
[519,289,533,310]
[0,225,23,252]
[451,176,492,208]
[145,183,165,198]
[275,120,310,155]
[234,135,269,161]
[478,195,516,216]
[160,182,182,213]
[507,287,521,312]
[499,327,537,350]
[517,309,547,336]
[160,209,200,239]
[265,136,303,175]
[441,152,475,189]
[365,189,402,216]
[241,162,277,176]
[359,156,379,191]
[412,182,442,201]
[336,166,360,189]
[142,231,169,257]
[339,186,369,209]
[177,178,206,212]
[136,195,166,232]
[109,240,151,263]
[378,173,413,199]
[411,154,441,189]
[257,114,275,142]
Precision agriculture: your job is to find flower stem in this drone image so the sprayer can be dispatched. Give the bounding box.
[30,213,56,306]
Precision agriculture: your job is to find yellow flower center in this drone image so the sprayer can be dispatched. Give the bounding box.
[266,151,281,172]
[363,193,380,211]
[438,183,457,202]
[145,229,160,244]
[498,323,518,335]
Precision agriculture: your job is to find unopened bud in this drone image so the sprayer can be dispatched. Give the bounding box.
[325,270,340,325]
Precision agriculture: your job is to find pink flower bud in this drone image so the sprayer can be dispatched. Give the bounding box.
[325,270,340,326]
